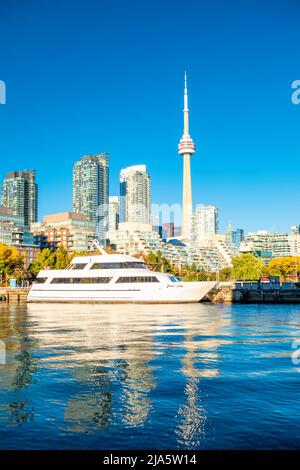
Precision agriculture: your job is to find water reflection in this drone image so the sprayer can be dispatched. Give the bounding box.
[174,308,230,447]
[0,303,231,446]
[0,304,38,426]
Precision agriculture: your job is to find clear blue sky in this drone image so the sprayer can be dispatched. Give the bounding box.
[0,0,299,233]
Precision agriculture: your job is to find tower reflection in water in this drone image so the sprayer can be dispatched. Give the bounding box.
[0,304,37,426]
[0,303,231,446]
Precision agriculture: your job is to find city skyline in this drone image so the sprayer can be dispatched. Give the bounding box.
[0,0,299,233]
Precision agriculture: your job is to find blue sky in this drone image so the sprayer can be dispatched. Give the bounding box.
[0,0,299,233]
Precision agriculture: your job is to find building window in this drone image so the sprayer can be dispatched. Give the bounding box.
[34,277,47,284]
[50,277,112,284]
[116,276,159,283]
[91,262,147,270]
[70,263,87,270]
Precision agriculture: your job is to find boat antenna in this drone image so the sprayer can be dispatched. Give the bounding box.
[89,239,107,255]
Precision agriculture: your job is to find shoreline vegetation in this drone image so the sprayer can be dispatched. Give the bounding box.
[1,243,300,286]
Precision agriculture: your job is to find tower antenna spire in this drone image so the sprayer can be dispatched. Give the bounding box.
[184,70,188,111]
[178,71,196,240]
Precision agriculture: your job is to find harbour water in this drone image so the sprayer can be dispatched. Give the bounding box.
[0,302,300,450]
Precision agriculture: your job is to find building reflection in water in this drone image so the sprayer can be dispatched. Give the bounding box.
[173,306,231,448]
[26,304,158,433]
[0,302,231,443]
[0,303,38,425]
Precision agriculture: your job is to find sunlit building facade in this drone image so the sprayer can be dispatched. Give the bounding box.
[192,205,219,243]
[240,231,291,258]
[31,212,96,253]
[1,169,38,225]
[108,196,119,232]
[119,165,150,226]
[73,154,109,243]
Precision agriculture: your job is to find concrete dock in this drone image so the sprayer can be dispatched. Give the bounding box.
[0,287,30,303]
[205,281,300,303]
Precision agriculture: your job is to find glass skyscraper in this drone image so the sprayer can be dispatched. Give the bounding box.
[1,169,38,226]
[119,165,150,226]
[72,154,109,244]
[192,204,219,242]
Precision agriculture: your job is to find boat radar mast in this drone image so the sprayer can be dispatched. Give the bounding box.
[89,239,107,255]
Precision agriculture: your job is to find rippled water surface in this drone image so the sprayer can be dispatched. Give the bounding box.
[1,302,300,449]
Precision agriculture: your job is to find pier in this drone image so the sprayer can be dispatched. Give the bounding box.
[205,282,300,303]
[0,287,30,303]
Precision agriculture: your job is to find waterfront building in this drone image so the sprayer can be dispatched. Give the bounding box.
[108,196,119,232]
[73,154,109,243]
[0,207,39,268]
[31,212,96,253]
[192,233,233,268]
[1,169,38,225]
[178,72,195,240]
[107,224,231,272]
[288,235,300,257]
[291,225,300,235]
[0,207,25,245]
[119,165,150,226]
[192,205,219,242]
[240,231,291,258]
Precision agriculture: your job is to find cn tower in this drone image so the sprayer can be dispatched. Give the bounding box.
[178,71,195,240]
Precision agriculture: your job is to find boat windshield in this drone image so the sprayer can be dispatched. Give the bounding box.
[168,276,181,282]
[69,263,88,270]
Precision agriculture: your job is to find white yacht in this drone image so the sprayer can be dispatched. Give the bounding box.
[27,250,216,304]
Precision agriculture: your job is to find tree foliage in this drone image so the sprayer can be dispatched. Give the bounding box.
[232,253,263,281]
[29,246,70,276]
[219,267,233,281]
[266,256,300,279]
[0,243,24,281]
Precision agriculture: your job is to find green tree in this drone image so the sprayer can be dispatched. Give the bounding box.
[219,267,233,281]
[181,264,209,282]
[142,251,174,273]
[232,253,263,281]
[29,248,56,276]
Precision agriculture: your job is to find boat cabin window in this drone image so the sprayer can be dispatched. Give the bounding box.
[70,263,87,270]
[35,277,47,284]
[50,277,112,284]
[168,276,180,282]
[116,276,159,283]
[91,262,147,270]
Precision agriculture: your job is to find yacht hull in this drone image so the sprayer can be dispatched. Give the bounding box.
[27,281,216,304]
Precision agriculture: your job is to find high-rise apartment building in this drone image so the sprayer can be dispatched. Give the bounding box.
[73,154,109,243]
[1,170,38,225]
[119,165,150,226]
[108,196,119,232]
[192,204,219,243]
